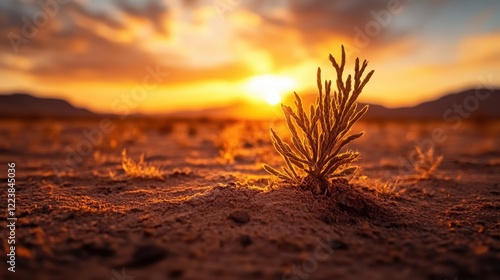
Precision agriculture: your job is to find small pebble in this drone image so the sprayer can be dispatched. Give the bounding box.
[330,240,348,250]
[228,210,250,224]
[240,235,252,247]
[128,244,168,267]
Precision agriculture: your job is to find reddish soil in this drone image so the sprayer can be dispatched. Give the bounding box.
[0,118,499,280]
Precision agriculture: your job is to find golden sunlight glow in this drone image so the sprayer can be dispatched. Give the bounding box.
[245,75,296,105]
[265,92,281,105]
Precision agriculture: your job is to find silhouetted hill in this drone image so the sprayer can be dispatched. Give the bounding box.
[0,93,94,117]
[169,88,499,120]
[387,88,500,119]
[1,89,498,120]
[284,88,500,120]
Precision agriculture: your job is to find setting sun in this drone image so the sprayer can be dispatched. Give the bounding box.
[265,92,281,105]
[245,75,296,105]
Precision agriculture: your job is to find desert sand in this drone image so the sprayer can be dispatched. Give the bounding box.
[0,118,499,280]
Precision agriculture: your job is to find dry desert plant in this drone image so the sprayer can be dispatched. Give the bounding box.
[357,176,406,199]
[215,123,244,164]
[264,46,374,195]
[121,149,164,179]
[411,145,443,179]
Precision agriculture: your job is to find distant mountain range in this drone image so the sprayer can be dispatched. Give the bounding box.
[170,88,500,120]
[360,88,499,120]
[0,93,93,118]
[0,89,498,120]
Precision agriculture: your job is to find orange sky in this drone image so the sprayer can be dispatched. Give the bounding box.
[0,0,499,114]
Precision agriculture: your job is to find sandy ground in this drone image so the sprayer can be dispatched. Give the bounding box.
[0,118,499,280]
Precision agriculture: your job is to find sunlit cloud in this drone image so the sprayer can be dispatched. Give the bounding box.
[0,0,499,113]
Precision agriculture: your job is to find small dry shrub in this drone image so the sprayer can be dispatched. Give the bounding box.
[215,123,244,164]
[264,46,374,195]
[411,145,443,180]
[93,150,109,165]
[121,149,164,179]
[357,176,406,199]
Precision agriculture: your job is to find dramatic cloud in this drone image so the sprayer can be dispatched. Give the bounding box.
[0,0,499,112]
